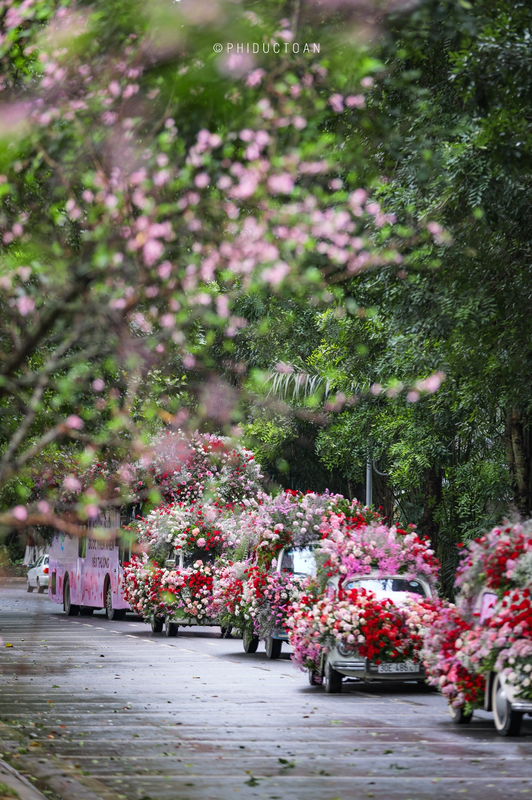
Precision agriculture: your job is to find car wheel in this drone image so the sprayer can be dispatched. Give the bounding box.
[449,703,472,724]
[105,582,126,620]
[27,581,34,593]
[324,659,343,694]
[220,626,233,638]
[308,669,323,687]
[165,619,178,637]
[64,576,80,616]
[492,672,523,736]
[265,636,282,659]
[242,629,259,653]
[151,616,164,634]
[37,578,45,594]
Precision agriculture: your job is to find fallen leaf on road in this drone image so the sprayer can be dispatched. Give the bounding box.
[5,643,13,648]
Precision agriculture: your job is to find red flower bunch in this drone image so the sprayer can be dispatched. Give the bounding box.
[423,605,486,708]
[484,533,532,590]
[491,587,532,639]
[339,587,415,663]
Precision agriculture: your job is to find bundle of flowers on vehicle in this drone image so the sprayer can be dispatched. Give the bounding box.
[237,490,375,567]
[317,513,439,584]
[122,555,217,622]
[424,521,532,709]
[455,520,532,608]
[238,566,305,638]
[287,585,440,672]
[161,561,216,622]
[122,555,169,620]
[128,430,264,505]
[210,558,249,631]
[125,501,240,566]
[475,587,532,702]
[422,604,486,710]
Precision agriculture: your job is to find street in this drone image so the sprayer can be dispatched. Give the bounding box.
[1,580,531,800]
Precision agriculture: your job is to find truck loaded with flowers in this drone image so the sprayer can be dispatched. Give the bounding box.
[286,512,442,692]
[121,431,263,633]
[423,521,532,735]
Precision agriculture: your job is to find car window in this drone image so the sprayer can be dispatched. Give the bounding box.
[345,577,427,600]
[35,556,42,567]
[280,547,316,577]
[479,591,498,624]
[44,556,49,565]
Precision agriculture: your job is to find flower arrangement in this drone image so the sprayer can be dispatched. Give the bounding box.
[239,566,303,638]
[210,559,249,632]
[287,585,440,672]
[131,430,264,505]
[161,561,216,622]
[211,491,377,641]
[122,556,217,622]
[317,513,440,583]
[122,556,168,620]
[424,521,532,711]
[422,604,486,709]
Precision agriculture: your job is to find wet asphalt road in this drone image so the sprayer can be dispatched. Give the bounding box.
[0,580,531,800]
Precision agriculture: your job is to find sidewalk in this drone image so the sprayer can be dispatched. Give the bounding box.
[0,759,48,800]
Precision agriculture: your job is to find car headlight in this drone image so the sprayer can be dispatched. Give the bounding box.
[337,642,357,657]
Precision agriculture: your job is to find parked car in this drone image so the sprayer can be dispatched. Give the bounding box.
[313,573,434,692]
[27,555,49,594]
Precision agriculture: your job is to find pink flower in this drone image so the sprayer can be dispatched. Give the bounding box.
[246,69,265,88]
[16,296,35,316]
[12,505,28,522]
[345,95,365,109]
[65,415,84,430]
[64,475,82,492]
[194,172,210,188]
[328,94,344,113]
[267,173,294,195]
[143,239,164,266]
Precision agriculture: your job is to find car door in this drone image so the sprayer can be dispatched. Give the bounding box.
[29,556,42,587]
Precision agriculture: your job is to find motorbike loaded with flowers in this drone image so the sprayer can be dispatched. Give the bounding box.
[423,521,532,735]
[286,512,442,692]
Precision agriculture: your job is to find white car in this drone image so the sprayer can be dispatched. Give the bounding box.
[449,587,532,736]
[314,574,433,693]
[27,554,49,594]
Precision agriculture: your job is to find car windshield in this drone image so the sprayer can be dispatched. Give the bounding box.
[280,547,316,578]
[183,549,215,568]
[345,577,427,600]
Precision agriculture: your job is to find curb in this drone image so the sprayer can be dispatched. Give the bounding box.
[0,759,48,800]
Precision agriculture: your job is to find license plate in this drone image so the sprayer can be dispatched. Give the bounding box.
[377,660,419,674]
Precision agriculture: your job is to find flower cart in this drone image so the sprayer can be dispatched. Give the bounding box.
[424,521,532,735]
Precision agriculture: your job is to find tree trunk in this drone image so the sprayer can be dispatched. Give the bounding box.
[419,467,442,553]
[505,409,532,517]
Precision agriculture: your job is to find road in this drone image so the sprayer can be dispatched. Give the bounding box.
[1,580,531,800]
